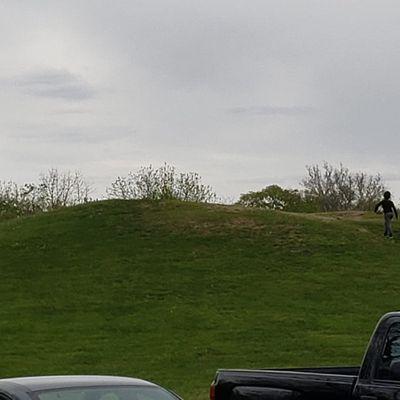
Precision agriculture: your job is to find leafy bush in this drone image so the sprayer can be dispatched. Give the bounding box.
[237,185,319,212]
[107,164,217,203]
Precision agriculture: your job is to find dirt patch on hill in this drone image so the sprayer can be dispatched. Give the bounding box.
[297,211,369,222]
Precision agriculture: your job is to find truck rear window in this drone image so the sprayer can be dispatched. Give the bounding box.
[376,322,400,380]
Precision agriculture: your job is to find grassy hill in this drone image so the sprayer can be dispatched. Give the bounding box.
[0,200,399,399]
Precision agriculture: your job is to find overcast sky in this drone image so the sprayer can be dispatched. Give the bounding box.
[2,0,400,201]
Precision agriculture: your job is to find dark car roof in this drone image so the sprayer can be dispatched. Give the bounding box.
[0,376,156,392]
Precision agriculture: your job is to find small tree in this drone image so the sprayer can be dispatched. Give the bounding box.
[302,162,385,211]
[107,164,216,203]
[354,172,385,210]
[38,169,91,209]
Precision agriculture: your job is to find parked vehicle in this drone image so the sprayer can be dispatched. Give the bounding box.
[0,376,181,400]
[210,312,400,400]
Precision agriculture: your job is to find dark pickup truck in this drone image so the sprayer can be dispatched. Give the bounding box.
[210,312,400,400]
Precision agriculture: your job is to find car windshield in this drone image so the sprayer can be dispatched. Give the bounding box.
[34,386,177,400]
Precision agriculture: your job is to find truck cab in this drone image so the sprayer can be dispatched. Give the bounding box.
[354,312,400,400]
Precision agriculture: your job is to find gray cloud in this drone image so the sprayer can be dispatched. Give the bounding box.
[10,125,135,144]
[13,69,95,101]
[228,106,316,116]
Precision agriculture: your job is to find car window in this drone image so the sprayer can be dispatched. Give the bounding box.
[36,386,177,400]
[39,390,86,400]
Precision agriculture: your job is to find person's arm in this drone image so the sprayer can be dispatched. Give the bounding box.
[375,200,382,213]
[392,202,398,219]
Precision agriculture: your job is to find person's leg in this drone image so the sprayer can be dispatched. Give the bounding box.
[384,214,389,236]
[385,212,394,237]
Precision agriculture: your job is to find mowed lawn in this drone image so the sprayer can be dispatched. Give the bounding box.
[0,200,399,399]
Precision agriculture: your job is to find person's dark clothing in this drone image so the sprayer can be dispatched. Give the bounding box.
[375,199,398,237]
[375,199,398,218]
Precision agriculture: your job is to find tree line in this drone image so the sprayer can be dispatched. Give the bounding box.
[238,162,385,212]
[0,162,387,219]
[0,164,216,219]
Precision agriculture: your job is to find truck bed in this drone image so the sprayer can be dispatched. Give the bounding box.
[215,367,359,400]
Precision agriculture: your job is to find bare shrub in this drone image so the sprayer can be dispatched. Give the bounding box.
[107,164,216,203]
[38,169,91,209]
[302,162,385,211]
[0,169,91,218]
[0,181,44,216]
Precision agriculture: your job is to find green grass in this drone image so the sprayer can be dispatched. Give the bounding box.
[0,200,398,399]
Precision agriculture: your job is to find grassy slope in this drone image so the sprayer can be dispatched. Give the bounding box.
[0,200,399,399]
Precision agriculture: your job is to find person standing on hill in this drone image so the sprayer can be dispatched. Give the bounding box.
[374,191,398,238]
